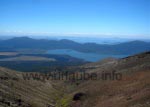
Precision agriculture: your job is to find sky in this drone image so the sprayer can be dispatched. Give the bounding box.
[0,0,150,39]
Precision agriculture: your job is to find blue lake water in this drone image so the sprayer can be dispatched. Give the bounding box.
[47,49,128,62]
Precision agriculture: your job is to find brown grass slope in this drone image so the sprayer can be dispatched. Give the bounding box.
[0,67,69,107]
[69,52,150,107]
[0,51,150,107]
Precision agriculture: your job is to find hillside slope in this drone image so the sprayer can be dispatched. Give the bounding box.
[0,67,69,107]
[69,52,150,107]
[0,52,150,107]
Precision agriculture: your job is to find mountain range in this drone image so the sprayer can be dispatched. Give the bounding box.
[0,37,150,55]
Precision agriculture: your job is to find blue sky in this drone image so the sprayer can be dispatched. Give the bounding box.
[0,0,149,38]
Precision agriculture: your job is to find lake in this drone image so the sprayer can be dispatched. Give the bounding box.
[47,49,128,62]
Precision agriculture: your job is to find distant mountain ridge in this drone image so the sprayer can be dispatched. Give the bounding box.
[0,36,150,55]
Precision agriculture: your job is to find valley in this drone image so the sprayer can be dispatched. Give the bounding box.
[0,51,149,107]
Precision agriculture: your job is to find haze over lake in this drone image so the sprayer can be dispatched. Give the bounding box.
[47,49,128,62]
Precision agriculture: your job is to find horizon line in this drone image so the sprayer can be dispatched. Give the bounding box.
[0,31,150,39]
